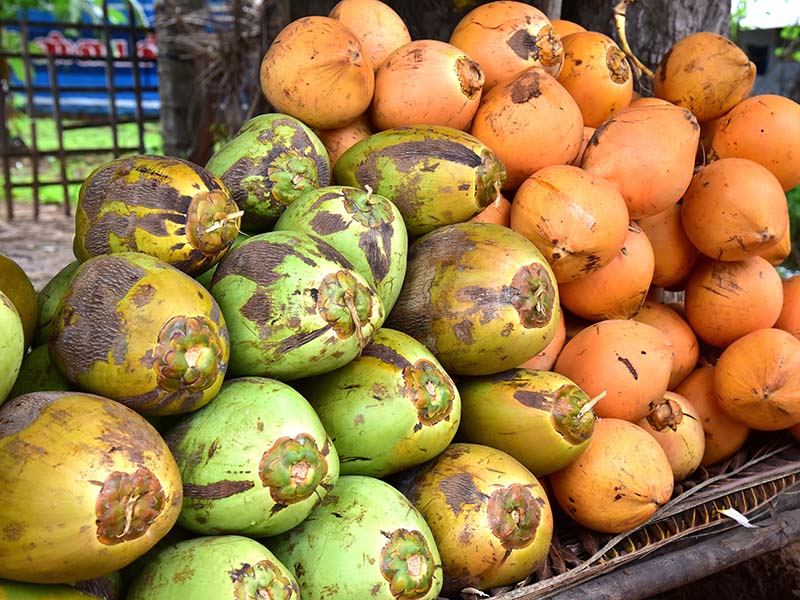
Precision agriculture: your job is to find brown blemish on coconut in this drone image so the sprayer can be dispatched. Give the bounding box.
[511,69,543,103]
[0,391,63,438]
[438,472,484,515]
[514,389,552,410]
[361,342,412,370]
[183,479,255,499]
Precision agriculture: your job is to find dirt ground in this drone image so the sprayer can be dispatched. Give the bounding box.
[1,201,800,599]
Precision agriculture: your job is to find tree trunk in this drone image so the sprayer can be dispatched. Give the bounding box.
[561,0,730,94]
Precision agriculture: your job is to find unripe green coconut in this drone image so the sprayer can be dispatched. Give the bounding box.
[273,184,408,313]
[333,125,506,237]
[0,581,97,599]
[0,290,25,406]
[205,113,331,232]
[7,343,72,400]
[126,535,299,600]
[210,230,384,380]
[73,155,241,276]
[386,221,560,376]
[0,391,183,584]
[33,260,80,346]
[457,368,597,476]
[49,252,229,416]
[295,328,459,477]
[164,377,339,537]
[268,475,443,600]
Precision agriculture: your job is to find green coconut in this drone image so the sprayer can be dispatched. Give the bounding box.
[164,377,339,537]
[333,125,505,237]
[457,368,597,476]
[272,185,408,313]
[0,581,97,599]
[33,260,80,347]
[7,343,72,400]
[126,535,299,600]
[49,252,229,416]
[0,391,183,584]
[205,113,331,232]
[0,253,38,349]
[73,155,241,276]
[267,475,443,600]
[0,290,25,406]
[295,328,459,477]
[209,230,384,380]
[385,221,560,376]
[394,443,553,595]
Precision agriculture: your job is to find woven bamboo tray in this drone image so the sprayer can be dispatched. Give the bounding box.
[476,432,800,600]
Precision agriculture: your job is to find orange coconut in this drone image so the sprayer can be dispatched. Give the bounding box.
[674,365,751,467]
[636,203,700,289]
[711,94,800,192]
[570,126,595,166]
[554,319,674,422]
[328,0,411,71]
[558,223,654,321]
[683,255,784,348]
[557,31,633,127]
[260,16,374,129]
[580,103,700,219]
[314,114,373,166]
[549,417,674,534]
[470,67,584,191]
[638,392,706,482]
[653,32,756,123]
[776,274,800,339]
[714,328,800,431]
[551,19,587,38]
[470,193,512,227]
[518,307,567,371]
[633,300,699,390]
[509,164,629,283]
[370,39,485,131]
[681,158,789,262]
[449,1,563,90]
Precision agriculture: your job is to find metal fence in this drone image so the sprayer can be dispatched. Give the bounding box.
[0,0,158,220]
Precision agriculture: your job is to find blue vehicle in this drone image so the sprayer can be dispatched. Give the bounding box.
[9,0,159,118]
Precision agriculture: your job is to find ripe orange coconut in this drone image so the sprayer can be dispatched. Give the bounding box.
[674,365,751,467]
[371,39,485,131]
[554,319,674,422]
[570,126,595,166]
[580,103,700,219]
[557,32,633,127]
[470,67,584,191]
[510,164,629,283]
[314,114,372,166]
[653,32,756,123]
[328,0,411,71]
[710,94,800,191]
[551,19,587,38]
[260,16,374,129]
[518,306,566,371]
[714,328,800,430]
[449,1,563,90]
[681,158,788,262]
[470,194,512,226]
[636,203,700,289]
[633,300,699,390]
[558,223,655,321]
[775,274,800,339]
[549,417,674,534]
[638,392,706,482]
[683,255,783,348]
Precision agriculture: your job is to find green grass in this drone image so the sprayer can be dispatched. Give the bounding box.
[2,111,164,205]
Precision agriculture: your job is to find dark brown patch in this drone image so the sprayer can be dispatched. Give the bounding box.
[0,391,63,438]
[183,479,255,499]
[506,28,539,60]
[360,342,412,370]
[617,355,638,379]
[212,239,307,287]
[240,289,275,328]
[276,325,333,354]
[453,319,475,343]
[130,283,156,308]
[514,390,552,410]
[359,223,395,284]
[310,211,349,235]
[438,472,484,515]
[510,69,543,104]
